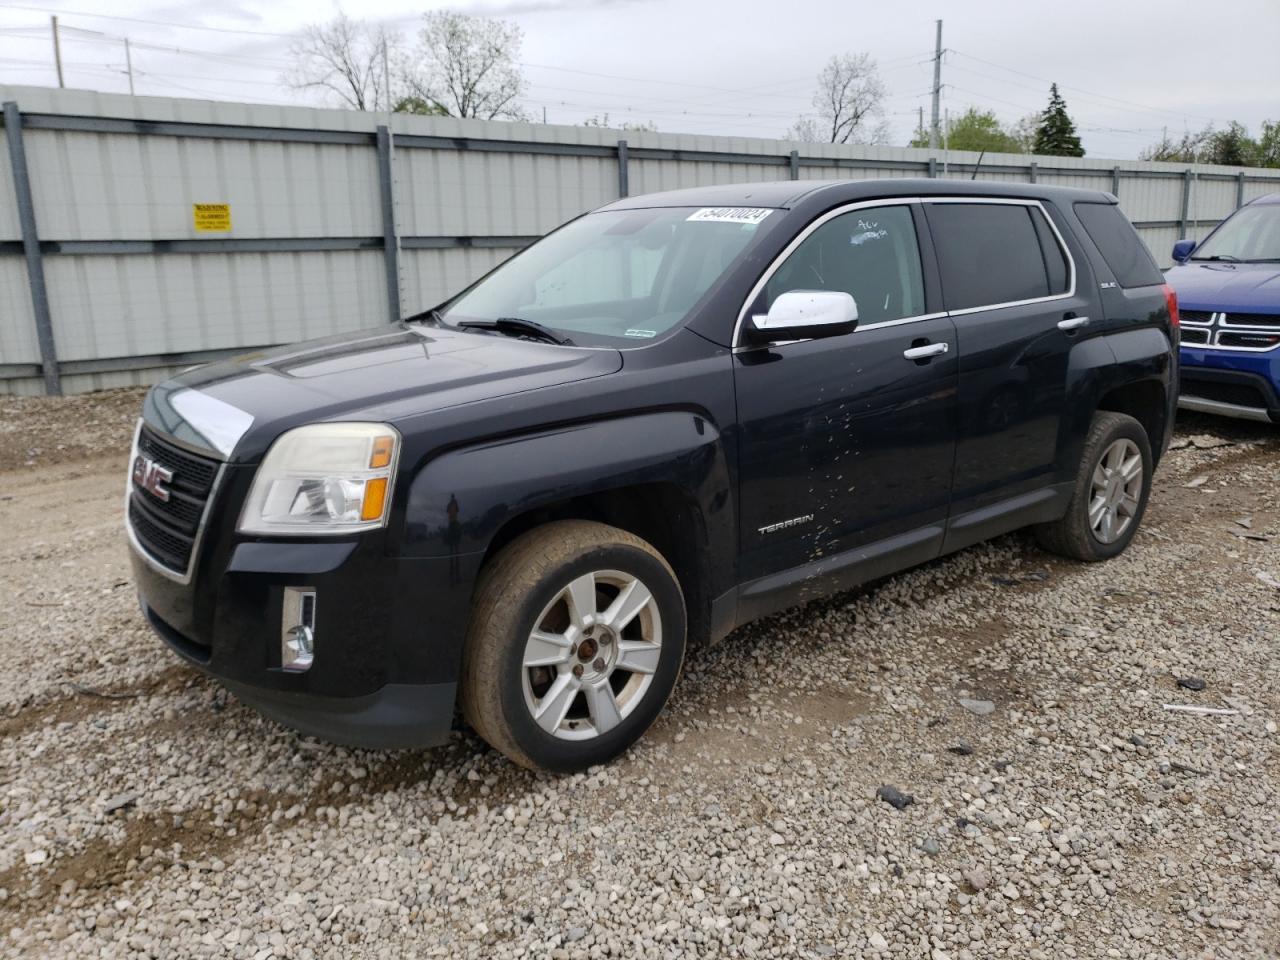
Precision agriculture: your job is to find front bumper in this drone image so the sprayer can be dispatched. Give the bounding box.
[131,526,484,749]
[1178,346,1280,423]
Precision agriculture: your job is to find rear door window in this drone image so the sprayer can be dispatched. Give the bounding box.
[926,202,1060,310]
[1073,202,1163,288]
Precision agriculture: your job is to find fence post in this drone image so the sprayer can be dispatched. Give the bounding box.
[1236,170,1246,209]
[927,157,937,179]
[1028,161,1038,184]
[3,101,60,395]
[616,140,629,198]
[1179,168,1193,238]
[1111,166,1120,198]
[375,125,400,323]
[789,150,799,180]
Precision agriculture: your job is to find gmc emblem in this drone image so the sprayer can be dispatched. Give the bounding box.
[133,456,174,502]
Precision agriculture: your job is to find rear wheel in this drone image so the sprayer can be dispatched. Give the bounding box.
[1035,411,1153,562]
[460,520,686,772]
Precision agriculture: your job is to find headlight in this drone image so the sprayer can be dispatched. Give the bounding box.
[238,423,400,535]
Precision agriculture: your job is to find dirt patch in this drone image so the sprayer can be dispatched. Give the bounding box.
[0,388,144,473]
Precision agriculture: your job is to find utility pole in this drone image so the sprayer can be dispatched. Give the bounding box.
[928,19,943,150]
[917,106,924,143]
[381,36,391,113]
[51,15,65,88]
[124,37,135,95]
[542,106,547,124]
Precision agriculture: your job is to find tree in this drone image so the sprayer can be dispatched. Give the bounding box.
[400,12,528,121]
[583,113,657,133]
[910,107,1023,153]
[1140,127,1208,164]
[1009,113,1039,153]
[1141,121,1280,168]
[284,14,398,112]
[1032,84,1084,157]
[1205,122,1255,167]
[393,96,448,117]
[787,53,887,145]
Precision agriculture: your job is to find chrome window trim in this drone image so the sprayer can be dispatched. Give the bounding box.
[124,419,227,585]
[732,196,1077,350]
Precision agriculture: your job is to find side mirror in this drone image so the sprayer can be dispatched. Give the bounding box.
[1171,239,1196,263]
[747,290,858,344]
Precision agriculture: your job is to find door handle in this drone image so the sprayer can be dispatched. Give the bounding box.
[903,341,949,360]
[1058,315,1090,332]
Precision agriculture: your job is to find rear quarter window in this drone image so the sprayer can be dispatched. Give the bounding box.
[1072,202,1163,288]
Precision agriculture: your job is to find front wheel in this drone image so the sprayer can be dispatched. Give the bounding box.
[460,520,686,772]
[1035,410,1153,562]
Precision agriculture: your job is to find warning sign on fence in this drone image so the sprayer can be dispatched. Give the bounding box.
[193,203,231,232]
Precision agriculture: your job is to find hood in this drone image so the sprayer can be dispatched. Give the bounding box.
[142,323,623,461]
[1164,261,1280,313]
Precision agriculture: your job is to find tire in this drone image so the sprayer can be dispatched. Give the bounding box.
[460,520,686,773]
[1034,411,1153,562]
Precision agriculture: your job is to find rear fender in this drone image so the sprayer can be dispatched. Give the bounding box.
[1060,326,1174,471]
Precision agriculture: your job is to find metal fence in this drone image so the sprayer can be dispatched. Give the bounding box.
[4,84,1280,396]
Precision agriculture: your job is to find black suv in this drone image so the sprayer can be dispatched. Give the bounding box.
[127,179,1178,772]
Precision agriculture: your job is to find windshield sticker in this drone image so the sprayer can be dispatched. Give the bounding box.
[849,217,889,245]
[687,207,773,225]
[624,328,658,339]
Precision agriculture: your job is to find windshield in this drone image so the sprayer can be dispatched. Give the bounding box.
[440,206,777,345]
[1192,204,1280,262]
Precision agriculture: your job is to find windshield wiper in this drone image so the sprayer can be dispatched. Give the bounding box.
[403,307,446,325]
[1192,254,1242,263]
[457,317,575,346]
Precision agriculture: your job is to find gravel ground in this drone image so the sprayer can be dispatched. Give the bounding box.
[1,388,1278,959]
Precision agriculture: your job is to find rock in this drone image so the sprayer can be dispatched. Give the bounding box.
[947,742,974,756]
[920,838,941,856]
[876,785,915,810]
[964,866,991,890]
[959,698,996,716]
[868,931,889,950]
[566,927,586,943]
[1176,677,1206,691]
[102,792,139,814]
[24,849,48,866]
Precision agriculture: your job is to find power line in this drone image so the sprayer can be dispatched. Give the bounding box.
[948,49,1234,127]
[0,2,294,37]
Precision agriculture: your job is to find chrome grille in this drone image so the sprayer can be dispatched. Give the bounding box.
[127,424,222,579]
[1224,312,1280,328]
[1180,311,1280,352]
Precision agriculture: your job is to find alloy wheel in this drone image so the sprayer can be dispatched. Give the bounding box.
[521,569,663,741]
[1088,437,1143,544]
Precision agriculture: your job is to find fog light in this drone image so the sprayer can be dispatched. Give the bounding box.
[282,587,316,672]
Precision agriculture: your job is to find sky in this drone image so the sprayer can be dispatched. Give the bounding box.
[1,0,1277,161]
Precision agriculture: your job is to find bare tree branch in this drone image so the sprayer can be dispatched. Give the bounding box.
[400,12,529,121]
[787,53,887,145]
[283,14,400,112]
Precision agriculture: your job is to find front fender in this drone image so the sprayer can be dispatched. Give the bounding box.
[400,410,732,561]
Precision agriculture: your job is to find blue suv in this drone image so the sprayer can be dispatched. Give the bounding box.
[1166,194,1280,423]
